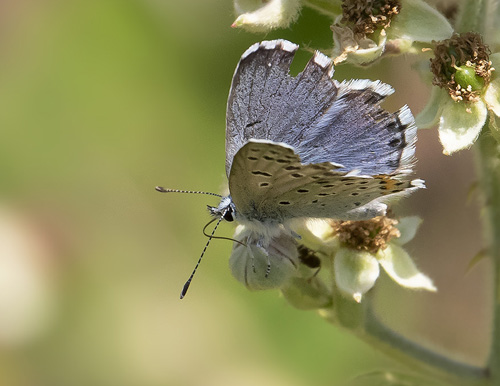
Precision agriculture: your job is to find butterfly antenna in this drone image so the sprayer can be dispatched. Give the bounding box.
[202,219,246,247]
[155,186,222,198]
[180,208,228,299]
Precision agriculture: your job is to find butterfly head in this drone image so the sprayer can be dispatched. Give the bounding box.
[208,196,236,222]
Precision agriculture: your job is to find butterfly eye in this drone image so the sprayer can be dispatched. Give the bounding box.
[223,207,234,222]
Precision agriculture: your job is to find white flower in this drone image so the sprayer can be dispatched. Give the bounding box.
[416,35,500,155]
[332,0,452,65]
[305,217,436,303]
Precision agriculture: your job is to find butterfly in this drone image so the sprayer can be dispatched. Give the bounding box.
[158,39,424,298]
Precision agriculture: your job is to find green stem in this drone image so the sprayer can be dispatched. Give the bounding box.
[476,131,500,385]
[331,292,489,385]
[362,304,488,386]
[302,0,341,18]
[458,0,500,383]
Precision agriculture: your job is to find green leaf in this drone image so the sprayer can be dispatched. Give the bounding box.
[466,249,489,273]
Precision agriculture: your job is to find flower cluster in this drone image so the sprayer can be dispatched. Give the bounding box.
[231,0,500,156]
[231,0,453,66]
[300,216,435,304]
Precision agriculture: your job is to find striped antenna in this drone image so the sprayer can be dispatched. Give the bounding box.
[180,207,228,299]
[155,186,222,198]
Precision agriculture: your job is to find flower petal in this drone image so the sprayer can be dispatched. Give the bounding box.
[415,87,447,129]
[332,24,387,65]
[438,99,487,155]
[490,53,500,71]
[232,0,302,32]
[303,219,335,241]
[334,248,380,303]
[377,245,436,291]
[484,80,500,117]
[394,216,422,246]
[482,53,500,116]
[297,219,339,255]
[390,0,453,42]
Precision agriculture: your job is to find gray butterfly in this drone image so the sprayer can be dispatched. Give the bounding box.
[159,39,424,297]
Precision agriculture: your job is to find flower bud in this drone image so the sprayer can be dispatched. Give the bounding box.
[232,0,302,33]
[334,248,380,303]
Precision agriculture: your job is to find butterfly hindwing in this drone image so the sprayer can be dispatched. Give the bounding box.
[229,141,421,222]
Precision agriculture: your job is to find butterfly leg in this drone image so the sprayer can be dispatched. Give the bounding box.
[255,239,272,278]
[245,241,257,274]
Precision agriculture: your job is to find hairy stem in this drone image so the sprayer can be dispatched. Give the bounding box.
[477,130,500,385]
[362,303,489,386]
[302,0,341,18]
[332,292,489,385]
[457,0,500,383]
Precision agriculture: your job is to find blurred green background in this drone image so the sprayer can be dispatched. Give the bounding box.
[0,0,491,385]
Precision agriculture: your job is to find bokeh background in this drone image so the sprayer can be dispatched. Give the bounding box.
[0,0,491,385]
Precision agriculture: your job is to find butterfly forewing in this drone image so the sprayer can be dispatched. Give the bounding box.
[226,40,338,176]
[226,40,417,179]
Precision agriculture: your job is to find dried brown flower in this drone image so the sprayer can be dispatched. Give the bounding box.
[341,0,401,37]
[332,216,400,254]
[430,32,492,102]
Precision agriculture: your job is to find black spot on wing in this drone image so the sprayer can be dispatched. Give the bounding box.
[252,170,272,177]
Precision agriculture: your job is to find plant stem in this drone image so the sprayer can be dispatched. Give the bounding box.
[331,292,489,385]
[457,0,500,383]
[302,0,341,18]
[362,303,489,386]
[477,130,500,385]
